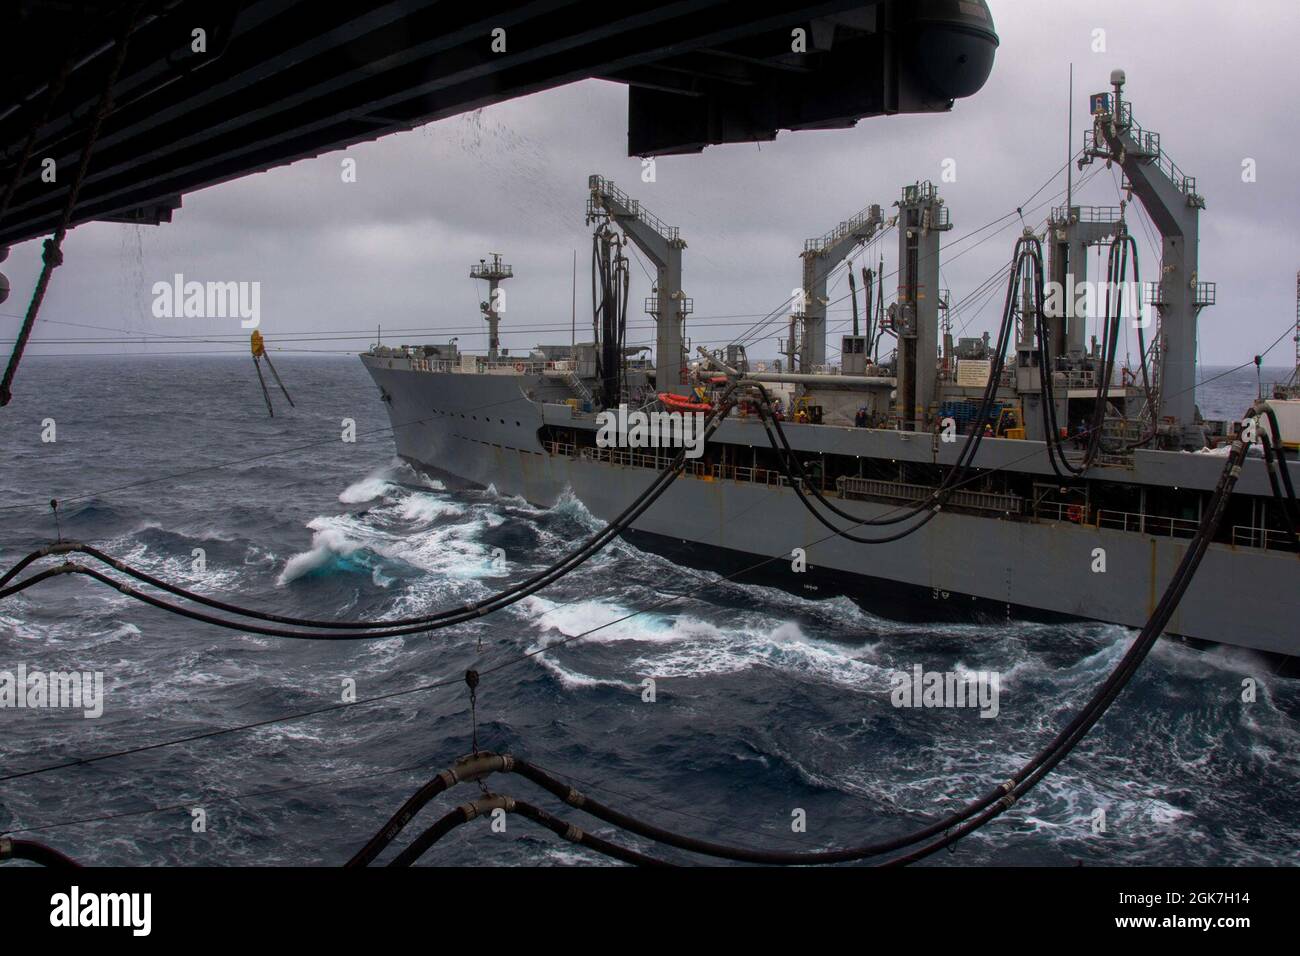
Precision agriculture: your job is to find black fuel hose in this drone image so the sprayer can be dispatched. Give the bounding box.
[367,443,1245,867]
[1259,405,1299,517]
[477,441,1247,866]
[1083,233,1135,463]
[1,403,711,624]
[737,239,1023,537]
[386,794,670,868]
[0,836,82,868]
[510,799,670,868]
[882,437,1248,863]
[385,803,468,866]
[345,753,513,867]
[395,454,1226,871]
[1260,432,1300,549]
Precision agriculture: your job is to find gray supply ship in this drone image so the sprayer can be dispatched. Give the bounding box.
[362,73,1300,658]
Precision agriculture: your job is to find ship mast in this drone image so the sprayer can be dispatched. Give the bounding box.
[471,253,513,361]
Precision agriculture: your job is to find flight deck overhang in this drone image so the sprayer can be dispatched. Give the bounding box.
[0,0,998,249]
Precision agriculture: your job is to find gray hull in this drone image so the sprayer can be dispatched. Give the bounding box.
[362,355,1299,657]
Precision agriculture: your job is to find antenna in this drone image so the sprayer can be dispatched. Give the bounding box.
[1066,63,1073,212]
[1292,269,1300,390]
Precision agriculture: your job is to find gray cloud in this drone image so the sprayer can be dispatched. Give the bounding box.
[3,0,1297,368]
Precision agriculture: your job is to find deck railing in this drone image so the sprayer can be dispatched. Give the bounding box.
[544,442,1287,552]
[1231,525,1299,552]
[1097,509,1199,538]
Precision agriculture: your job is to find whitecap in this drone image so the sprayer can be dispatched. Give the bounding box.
[338,476,396,504]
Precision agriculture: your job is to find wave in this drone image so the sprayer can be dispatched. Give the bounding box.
[338,475,397,504]
[515,594,889,689]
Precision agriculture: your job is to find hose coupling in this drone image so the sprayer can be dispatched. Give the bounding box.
[442,751,513,786]
[461,794,514,821]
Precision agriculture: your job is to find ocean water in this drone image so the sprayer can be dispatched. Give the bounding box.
[0,355,1296,867]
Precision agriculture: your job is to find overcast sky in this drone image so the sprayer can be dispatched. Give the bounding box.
[3,0,1298,370]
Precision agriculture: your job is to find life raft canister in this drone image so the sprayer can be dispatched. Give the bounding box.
[657,391,712,413]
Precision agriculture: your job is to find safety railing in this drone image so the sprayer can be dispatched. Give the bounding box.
[546,440,797,488]
[926,204,952,230]
[840,477,1022,515]
[1033,500,1089,524]
[644,296,693,316]
[1097,509,1199,539]
[1231,525,1299,552]
[588,174,680,242]
[395,354,562,376]
[901,181,938,205]
[1142,281,1215,309]
[1083,108,1203,205]
[1051,204,1124,224]
[470,262,513,280]
[804,204,883,253]
[1059,369,1099,388]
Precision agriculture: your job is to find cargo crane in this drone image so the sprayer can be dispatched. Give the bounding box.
[586,175,691,395]
[1081,70,1215,449]
[798,203,884,371]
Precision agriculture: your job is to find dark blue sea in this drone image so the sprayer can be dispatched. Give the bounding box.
[1,355,1296,866]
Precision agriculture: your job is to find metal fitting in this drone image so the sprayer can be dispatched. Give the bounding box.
[461,794,515,821]
[444,751,511,786]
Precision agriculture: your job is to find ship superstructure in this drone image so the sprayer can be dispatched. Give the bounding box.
[362,75,1299,658]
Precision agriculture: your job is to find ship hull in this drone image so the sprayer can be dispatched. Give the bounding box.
[362,357,1299,657]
